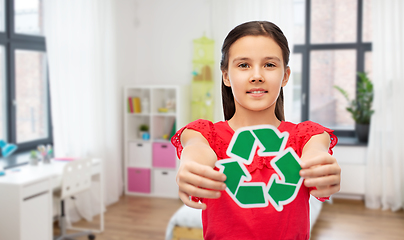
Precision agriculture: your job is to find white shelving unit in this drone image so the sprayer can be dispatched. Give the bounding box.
[123,85,189,198]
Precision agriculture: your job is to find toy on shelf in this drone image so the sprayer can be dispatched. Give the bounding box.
[158,98,176,114]
[165,98,176,113]
[191,34,215,121]
[0,139,18,158]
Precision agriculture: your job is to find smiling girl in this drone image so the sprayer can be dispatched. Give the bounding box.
[171,21,341,240]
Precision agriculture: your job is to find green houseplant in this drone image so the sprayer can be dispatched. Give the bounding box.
[139,124,149,132]
[334,72,374,142]
[139,124,150,140]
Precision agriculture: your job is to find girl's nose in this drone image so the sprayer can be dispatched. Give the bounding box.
[250,69,265,83]
[250,79,264,83]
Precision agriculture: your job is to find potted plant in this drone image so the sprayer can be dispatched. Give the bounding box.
[139,124,150,140]
[334,72,374,143]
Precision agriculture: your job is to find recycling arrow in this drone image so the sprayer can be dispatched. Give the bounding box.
[221,161,247,194]
[252,128,286,154]
[266,149,303,211]
[216,125,303,211]
[227,125,288,165]
[217,159,268,208]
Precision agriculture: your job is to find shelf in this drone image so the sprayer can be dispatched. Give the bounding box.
[124,85,189,198]
[127,112,176,117]
[152,112,176,117]
[127,164,152,169]
[152,139,171,143]
[152,166,177,171]
[127,139,152,143]
[127,113,151,117]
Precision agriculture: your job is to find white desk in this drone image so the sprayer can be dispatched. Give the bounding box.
[0,159,104,240]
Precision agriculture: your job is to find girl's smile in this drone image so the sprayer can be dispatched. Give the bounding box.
[246,88,268,97]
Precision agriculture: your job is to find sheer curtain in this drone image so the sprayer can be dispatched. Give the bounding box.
[210,0,295,122]
[43,0,123,221]
[365,0,404,211]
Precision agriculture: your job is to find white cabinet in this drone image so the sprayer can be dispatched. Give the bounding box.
[0,178,52,240]
[21,192,52,240]
[123,85,189,198]
[153,169,178,198]
[128,141,152,167]
[333,145,367,199]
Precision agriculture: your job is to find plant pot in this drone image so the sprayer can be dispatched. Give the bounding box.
[139,131,150,140]
[139,131,147,139]
[355,123,369,143]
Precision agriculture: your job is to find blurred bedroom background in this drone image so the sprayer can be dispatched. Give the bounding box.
[0,0,403,240]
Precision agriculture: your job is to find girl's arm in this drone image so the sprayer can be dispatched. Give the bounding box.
[299,131,341,198]
[176,129,227,210]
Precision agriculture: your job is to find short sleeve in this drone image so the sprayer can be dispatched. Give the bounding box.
[296,121,338,155]
[171,119,215,159]
[296,121,338,202]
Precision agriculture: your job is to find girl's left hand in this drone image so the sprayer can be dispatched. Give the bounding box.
[300,150,341,198]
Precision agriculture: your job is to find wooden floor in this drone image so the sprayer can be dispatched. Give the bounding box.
[311,199,404,240]
[56,196,404,240]
[54,196,183,240]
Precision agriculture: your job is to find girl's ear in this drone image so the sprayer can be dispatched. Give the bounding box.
[222,71,231,87]
[281,67,291,87]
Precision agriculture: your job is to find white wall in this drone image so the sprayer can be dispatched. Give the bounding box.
[115,0,212,86]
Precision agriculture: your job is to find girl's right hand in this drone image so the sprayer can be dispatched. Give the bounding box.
[176,160,227,210]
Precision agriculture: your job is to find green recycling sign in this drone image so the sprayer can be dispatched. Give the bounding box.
[215,125,303,211]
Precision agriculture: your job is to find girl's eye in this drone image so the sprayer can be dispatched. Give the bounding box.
[265,63,275,68]
[238,63,249,68]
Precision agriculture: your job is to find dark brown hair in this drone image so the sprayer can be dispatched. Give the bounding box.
[220,21,290,121]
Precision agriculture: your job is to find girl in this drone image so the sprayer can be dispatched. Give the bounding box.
[171,21,341,240]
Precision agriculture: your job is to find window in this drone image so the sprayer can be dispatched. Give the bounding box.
[1,0,51,154]
[292,0,372,137]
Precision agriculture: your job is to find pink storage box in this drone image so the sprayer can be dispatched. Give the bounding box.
[152,142,176,168]
[127,167,151,193]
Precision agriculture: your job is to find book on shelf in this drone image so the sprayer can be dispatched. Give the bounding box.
[128,97,143,113]
[128,97,134,113]
[133,97,142,113]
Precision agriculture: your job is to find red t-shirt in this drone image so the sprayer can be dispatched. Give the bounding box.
[171,119,337,240]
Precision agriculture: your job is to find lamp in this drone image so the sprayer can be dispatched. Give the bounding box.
[0,140,18,158]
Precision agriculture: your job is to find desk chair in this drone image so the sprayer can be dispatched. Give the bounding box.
[54,159,95,240]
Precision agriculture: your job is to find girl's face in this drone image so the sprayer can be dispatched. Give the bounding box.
[222,35,290,115]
